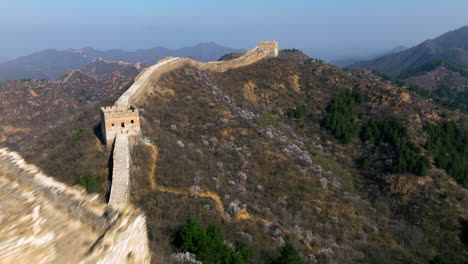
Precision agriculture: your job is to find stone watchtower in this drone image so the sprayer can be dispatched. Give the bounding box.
[100,105,141,145]
[258,41,279,57]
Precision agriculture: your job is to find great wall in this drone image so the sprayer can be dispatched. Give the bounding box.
[101,40,278,211]
[0,41,278,263]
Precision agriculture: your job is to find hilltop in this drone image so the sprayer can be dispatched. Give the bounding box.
[21,50,468,263]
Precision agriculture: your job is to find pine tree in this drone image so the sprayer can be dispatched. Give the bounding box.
[276,244,303,264]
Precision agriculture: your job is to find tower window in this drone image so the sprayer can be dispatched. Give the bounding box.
[121,123,125,128]
[111,123,115,126]
[131,120,134,124]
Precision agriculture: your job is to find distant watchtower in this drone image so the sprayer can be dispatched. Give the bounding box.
[258,41,279,57]
[100,105,141,145]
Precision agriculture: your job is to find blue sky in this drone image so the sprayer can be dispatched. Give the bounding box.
[1,0,467,61]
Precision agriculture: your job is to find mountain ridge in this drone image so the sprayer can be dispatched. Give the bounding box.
[349,25,468,76]
[0,42,245,81]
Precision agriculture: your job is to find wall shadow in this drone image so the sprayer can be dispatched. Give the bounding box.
[106,140,115,203]
[94,123,105,145]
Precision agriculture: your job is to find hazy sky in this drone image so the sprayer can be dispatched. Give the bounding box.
[1,0,467,61]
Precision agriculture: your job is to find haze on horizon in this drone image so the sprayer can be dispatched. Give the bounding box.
[1,0,467,62]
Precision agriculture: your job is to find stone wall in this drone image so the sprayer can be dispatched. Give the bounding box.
[0,148,151,263]
[116,57,181,107]
[0,148,115,233]
[109,131,131,208]
[114,41,279,107]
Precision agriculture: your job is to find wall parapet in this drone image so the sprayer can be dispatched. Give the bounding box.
[0,148,117,233]
[0,148,151,263]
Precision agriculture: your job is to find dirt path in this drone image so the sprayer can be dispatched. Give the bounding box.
[141,142,313,251]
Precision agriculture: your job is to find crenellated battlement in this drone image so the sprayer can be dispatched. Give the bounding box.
[258,40,279,57]
[100,105,141,144]
[258,40,279,45]
[101,106,139,118]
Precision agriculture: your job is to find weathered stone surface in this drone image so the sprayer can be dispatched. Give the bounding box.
[109,131,131,208]
[0,148,151,263]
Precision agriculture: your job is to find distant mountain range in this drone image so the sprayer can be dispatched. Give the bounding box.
[349,25,468,105]
[0,42,244,81]
[349,26,468,76]
[330,45,407,68]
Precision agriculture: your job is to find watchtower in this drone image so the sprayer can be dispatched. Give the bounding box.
[100,105,141,145]
[258,41,279,57]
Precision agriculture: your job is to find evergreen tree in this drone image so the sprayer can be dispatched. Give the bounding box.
[426,122,468,186]
[175,219,252,264]
[361,117,430,176]
[323,90,363,144]
[275,244,303,264]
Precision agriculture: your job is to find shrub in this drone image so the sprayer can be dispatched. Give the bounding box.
[76,173,102,193]
[287,104,311,119]
[372,70,392,81]
[281,48,302,53]
[361,153,372,169]
[71,128,84,140]
[175,219,252,264]
[275,243,303,264]
[256,114,278,129]
[428,255,447,264]
[311,147,355,192]
[323,90,363,144]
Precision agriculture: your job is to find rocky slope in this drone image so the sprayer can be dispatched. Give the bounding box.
[0,62,141,148]
[349,26,468,106]
[405,66,468,104]
[21,51,468,263]
[79,59,149,81]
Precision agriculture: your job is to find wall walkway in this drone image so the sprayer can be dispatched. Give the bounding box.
[109,131,131,208]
